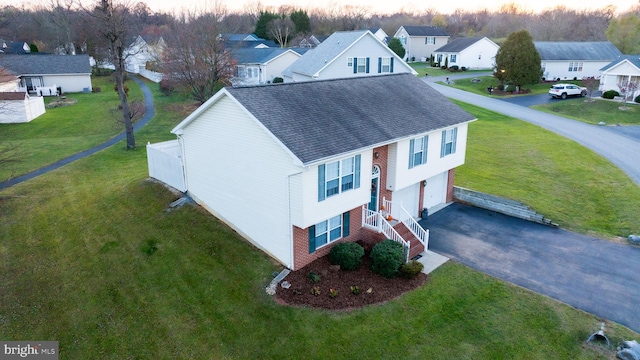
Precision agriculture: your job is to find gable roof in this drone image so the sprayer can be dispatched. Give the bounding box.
[534,41,622,61]
[600,54,640,72]
[401,26,449,37]
[435,37,489,52]
[0,54,91,75]
[173,73,475,165]
[284,30,370,77]
[223,39,278,49]
[232,48,300,65]
[0,41,30,54]
[220,34,261,41]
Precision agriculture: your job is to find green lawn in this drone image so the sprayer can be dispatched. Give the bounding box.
[1,80,639,358]
[446,76,588,96]
[532,98,640,125]
[455,101,640,239]
[0,75,144,181]
[408,62,487,78]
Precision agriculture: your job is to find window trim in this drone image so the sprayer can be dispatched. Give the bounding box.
[318,155,361,201]
[308,212,351,253]
[408,135,429,169]
[440,128,458,157]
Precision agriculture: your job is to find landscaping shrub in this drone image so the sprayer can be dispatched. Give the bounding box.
[329,242,364,270]
[159,79,175,96]
[399,260,424,279]
[635,95,640,103]
[461,66,467,71]
[272,77,284,83]
[370,239,404,278]
[602,90,619,99]
[449,65,459,71]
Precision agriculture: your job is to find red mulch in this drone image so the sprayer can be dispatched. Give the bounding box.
[274,255,427,310]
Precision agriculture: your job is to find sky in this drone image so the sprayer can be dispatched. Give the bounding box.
[3,0,638,15]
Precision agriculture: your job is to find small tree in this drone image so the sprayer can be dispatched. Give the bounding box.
[494,29,542,88]
[387,37,405,59]
[617,79,640,104]
[581,77,599,98]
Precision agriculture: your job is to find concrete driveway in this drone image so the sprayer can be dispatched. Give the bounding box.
[424,78,640,186]
[421,203,640,333]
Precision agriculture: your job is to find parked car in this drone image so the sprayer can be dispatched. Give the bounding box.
[549,84,587,99]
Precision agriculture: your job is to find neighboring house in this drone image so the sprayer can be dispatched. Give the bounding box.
[0,68,19,91]
[299,35,328,48]
[433,37,499,70]
[0,40,30,54]
[219,33,262,41]
[231,48,303,86]
[223,39,279,50]
[599,54,640,100]
[368,28,389,43]
[124,35,166,75]
[282,30,416,82]
[534,41,622,81]
[146,74,476,270]
[0,54,92,93]
[0,92,45,123]
[393,26,449,62]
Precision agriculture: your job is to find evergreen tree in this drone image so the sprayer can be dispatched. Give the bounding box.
[494,29,542,87]
[387,38,405,59]
[254,11,279,40]
[290,9,310,35]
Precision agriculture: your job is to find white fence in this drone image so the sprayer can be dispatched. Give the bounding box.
[147,140,186,192]
[138,67,163,83]
[0,94,46,123]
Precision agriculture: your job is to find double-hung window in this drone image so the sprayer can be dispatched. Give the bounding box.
[308,212,350,253]
[318,155,361,201]
[425,37,435,44]
[347,57,353,67]
[440,128,458,157]
[378,57,393,73]
[450,54,457,63]
[408,135,428,169]
[354,57,369,73]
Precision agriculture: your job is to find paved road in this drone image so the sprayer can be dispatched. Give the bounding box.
[424,76,640,186]
[421,203,640,333]
[0,76,155,190]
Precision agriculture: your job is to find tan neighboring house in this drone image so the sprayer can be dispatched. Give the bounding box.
[393,26,449,62]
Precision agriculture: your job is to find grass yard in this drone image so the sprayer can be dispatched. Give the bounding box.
[1,78,639,358]
[0,75,144,182]
[455,101,640,239]
[409,62,487,78]
[532,98,640,125]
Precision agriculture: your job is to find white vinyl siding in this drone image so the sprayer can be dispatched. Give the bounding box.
[180,95,298,269]
[408,135,428,168]
[440,128,457,157]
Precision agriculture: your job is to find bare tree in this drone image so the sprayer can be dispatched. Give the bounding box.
[268,16,294,47]
[161,7,235,104]
[617,78,639,104]
[84,0,137,149]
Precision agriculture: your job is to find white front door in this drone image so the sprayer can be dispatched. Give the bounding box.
[391,183,419,220]
[422,172,447,210]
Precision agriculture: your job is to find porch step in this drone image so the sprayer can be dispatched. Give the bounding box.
[393,222,425,260]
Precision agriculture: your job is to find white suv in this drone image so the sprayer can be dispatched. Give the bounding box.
[549,84,587,99]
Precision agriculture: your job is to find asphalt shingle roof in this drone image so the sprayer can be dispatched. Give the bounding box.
[225,73,475,164]
[0,54,91,75]
[232,48,295,64]
[435,37,483,52]
[600,54,640,71]
[284,30,369,77]
[402,26,449,37]
[534,41,622,61]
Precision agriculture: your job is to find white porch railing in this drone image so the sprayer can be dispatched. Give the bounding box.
[362,205,410,262]
[383,197,429,249]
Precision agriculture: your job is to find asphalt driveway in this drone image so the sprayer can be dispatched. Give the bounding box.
[421,203,640,333]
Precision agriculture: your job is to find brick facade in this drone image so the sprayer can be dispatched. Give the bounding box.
[446,168,455,203]
[372,145,392,208]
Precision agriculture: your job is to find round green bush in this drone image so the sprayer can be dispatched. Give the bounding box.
[635,95,640,104]
[329,242,364,271]
[272,77,284,83]
[370,239,404,278]
[602,90,620,99]
[399,260,424,279]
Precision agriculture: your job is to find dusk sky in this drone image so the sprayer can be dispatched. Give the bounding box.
[3,0,638,15]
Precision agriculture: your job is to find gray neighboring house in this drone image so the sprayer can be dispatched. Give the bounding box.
[0,54,92,93]
[230,47,304,86]
[534,41,622,81]
[393,26,450,62]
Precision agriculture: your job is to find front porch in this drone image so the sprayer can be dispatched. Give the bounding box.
[361,198,429,262]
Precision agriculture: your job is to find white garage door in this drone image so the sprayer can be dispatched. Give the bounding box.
[391,183,419,220]
[423,172,447,210]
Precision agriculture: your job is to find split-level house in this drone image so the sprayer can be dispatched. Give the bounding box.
[231,48,303,86]
[0,54,92,93]
[124,35,166,74]
[147,74,476,270]
[599,55,640,100]
[433,37,499,70]
[393,26,449,62]
[282,30,416,82]
[534,41,622,81]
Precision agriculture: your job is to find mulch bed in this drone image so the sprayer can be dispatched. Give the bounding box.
[274,255,427,310]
